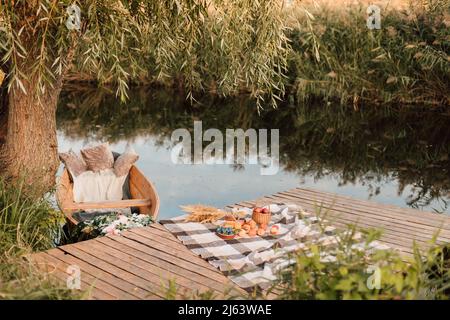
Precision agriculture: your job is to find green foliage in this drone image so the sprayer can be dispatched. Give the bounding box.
[0,255,85,300]
[68,211,153,243]
[0,179,80,299]
[287,3,450,106]
[0,0,289,108]
[0,178,64,254]
[271,224,450,300]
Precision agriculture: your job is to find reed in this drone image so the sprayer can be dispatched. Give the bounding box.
[269,207,450,300]
[286,2,449,106]
[0,179,80,299]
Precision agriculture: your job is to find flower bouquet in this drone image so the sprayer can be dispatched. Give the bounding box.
[70,212,153,242]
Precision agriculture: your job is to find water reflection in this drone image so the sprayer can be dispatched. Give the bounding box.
[56,85,450,217]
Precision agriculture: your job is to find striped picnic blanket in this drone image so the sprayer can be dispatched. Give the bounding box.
[160,203,388,290]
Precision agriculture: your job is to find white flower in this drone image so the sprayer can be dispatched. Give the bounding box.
[118,215,129,224]
[102,225,115,234]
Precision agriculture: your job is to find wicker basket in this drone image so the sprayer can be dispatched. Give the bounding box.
[252,210,271,225]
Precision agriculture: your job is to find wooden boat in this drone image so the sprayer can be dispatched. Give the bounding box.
[57,165,160,226]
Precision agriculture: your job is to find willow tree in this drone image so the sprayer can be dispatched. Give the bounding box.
[0,0,289,193]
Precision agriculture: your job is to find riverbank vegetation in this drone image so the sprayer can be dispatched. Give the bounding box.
[0,179,79,299]
[286,1,449,107]
[271,218,450,300]
[64,1,450,108]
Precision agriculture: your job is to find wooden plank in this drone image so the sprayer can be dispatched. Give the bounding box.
[130,227,205,252]
[31,252,112,300]
[128,227,207,254]
[79,239,216,296]
[129,227,237,268]
[285,189,450,233]
[122,230,216,270]
[57,244,161,299]
[36,251,121,300]
[102,233,229,284]
[294,187,450,226]
[267,194,448,240]
[269,193,450,242]
[295,187,445,217]
[140,225,184,244]
[96,236,234,295]
[63,199,151,210]
[69,241,177,297]
[150,222,172,231]
[45,248,140,300]
[249,191,450,236]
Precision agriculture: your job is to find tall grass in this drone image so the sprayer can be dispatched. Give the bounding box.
[0,179,80,299]
[269,208,450,299]
[286,2,450,106]
[0,180,64,254]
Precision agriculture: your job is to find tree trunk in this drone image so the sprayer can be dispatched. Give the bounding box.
[1,76,63,194]
[0,83,7,146]
[0,3,78,196]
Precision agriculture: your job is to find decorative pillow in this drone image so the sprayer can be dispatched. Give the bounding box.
[114,144,139,177]
[58,149,88,177]
[80,142,114,172]
[72,169,127,203]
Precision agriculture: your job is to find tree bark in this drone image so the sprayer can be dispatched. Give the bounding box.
[0,3,79,196]
[0,63,8,146]
[0,75,63,194]
[0,81,7,146]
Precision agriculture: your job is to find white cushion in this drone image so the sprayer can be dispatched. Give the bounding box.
[72,168,127,203]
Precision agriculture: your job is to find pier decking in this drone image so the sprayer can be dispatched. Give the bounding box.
[29,187,450,299]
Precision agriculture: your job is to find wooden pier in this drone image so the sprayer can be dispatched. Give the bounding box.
[29,187,450,299]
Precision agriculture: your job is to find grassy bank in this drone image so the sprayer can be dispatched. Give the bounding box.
[286,1,450,107]
[0,179,80,299]
[271,213,450,300]
[64,1,450,108]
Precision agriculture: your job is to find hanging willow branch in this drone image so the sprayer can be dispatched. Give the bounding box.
[0,0,290,108]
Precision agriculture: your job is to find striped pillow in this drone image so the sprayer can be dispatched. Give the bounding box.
[80,142,114,172]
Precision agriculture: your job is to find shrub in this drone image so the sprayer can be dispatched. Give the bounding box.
[271,225,450,300]
[0,179,64,254]
[0,179,80,299]
[286,3,450,106]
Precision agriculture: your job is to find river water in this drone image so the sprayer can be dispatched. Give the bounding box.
[56,86,450,219]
